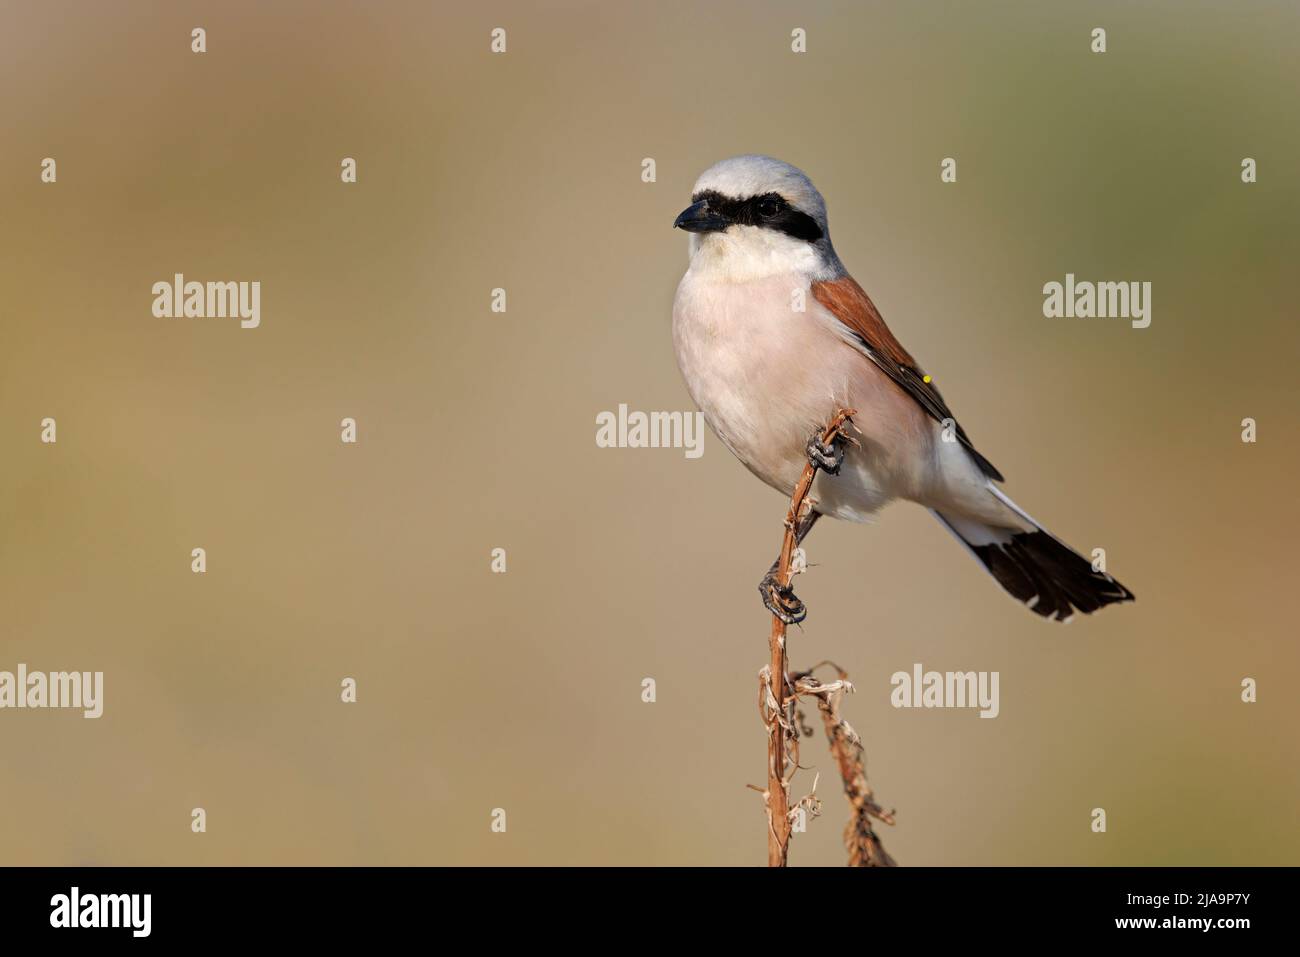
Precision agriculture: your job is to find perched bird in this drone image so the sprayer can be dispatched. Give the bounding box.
[671,155,1134,624]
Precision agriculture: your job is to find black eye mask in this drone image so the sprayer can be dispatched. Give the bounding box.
[689,190,824,242]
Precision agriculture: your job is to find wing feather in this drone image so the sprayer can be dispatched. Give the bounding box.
[811,276,1004,482]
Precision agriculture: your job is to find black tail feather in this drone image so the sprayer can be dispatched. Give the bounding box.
[969,530,1134,621]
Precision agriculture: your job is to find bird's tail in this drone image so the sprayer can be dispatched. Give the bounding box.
[931,490,1134,623]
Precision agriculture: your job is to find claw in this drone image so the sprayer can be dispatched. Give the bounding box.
[759,572,807,625]
[806,433,845,475]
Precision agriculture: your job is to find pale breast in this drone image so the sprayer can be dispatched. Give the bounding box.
[672,269,936,518]
[673,270,820,493]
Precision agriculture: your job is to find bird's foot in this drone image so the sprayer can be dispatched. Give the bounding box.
[806,430,846,475]
[759,570,807,625]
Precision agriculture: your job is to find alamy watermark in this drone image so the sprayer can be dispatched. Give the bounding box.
[152,273,260,329]
[1043,273,1151,329]
[0,664,103,718]
[50,887,150,937]
[595,403,704,459]
[890,663,999,718]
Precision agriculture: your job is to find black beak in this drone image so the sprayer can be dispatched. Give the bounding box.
[673,199,730,233]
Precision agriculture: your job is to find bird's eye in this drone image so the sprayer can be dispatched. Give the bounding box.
[757,198,780,218]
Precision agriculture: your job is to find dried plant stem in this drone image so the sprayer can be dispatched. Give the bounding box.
[759,409,856,867]
[804,661,897,866]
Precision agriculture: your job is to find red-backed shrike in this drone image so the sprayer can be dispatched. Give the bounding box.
[672,155,1134,624]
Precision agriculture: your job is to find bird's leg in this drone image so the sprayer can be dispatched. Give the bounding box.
[759,509,821,624]
[805,428,847,475]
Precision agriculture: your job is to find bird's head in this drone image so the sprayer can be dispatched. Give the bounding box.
[674,155,841,281]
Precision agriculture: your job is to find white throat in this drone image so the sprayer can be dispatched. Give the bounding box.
[687,226,831,283]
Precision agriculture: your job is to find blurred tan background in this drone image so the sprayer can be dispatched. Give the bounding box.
[1,0,1297,866]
